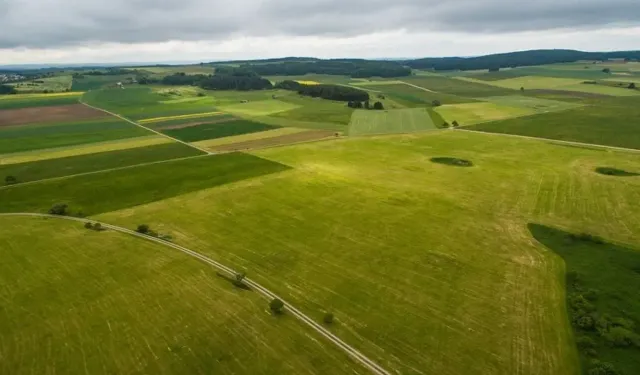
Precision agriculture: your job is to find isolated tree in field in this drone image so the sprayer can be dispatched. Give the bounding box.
[520,87,525,92]
[93,223,102,231]
[432,100,441,107]
[233,272,246,287]
[373,101,384,110]
[4,175,17,185]
[84,222,93,229]
[629,83,636,89]
[49,203,68,216]
[442,122,450,128]
[136,224,150,234]
[602,68,611,73]
[452,120,460,127]
[269,298,285,314]
[323,313,334,324]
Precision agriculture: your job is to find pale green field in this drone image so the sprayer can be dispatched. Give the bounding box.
[479,96,583,113]
[0,136,172,165]
[473,76,584,90]
[558,83,640,96]
[219,100,300,116]
[348,108,435,135]
[192,127,308,149]
[0,216,362,375]
[95,130,640,374]
[435,102,535,125]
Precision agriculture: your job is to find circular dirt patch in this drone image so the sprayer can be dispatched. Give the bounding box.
[595,167,639,177]
[431,157,473,167]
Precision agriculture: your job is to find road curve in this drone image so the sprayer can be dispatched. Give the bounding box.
[0,213,392,375]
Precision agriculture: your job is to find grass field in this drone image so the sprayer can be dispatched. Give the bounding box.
[10,75,73,93]
[530,224,640,375]
[469,96,640,149]
[462,76,584,90]
[0,136,171,165]
[435,102,535,125]
[71,74,137,91]
[192,127,309,149]
[351,82,474,106]
[0,93,82,110]
[162,119,279,142]
[0,142,203,185]
[403,76,517,97]
[0,153,289,215]
[0,216,362,375]
[479,96,583,113]
[218,100,299,116]
[92,130,640,375]
[348,108,435,135]
[0,118,153,154]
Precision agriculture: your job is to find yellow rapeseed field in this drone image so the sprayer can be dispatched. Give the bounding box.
[295,80,321,86]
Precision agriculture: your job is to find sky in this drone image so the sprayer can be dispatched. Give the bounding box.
[1,0,639,65]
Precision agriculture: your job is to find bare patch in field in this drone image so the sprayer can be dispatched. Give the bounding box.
[0,104,108,127]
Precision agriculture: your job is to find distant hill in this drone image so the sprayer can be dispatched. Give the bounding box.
[403,49,640,71]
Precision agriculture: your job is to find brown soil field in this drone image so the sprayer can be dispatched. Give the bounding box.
[157,117,237,130]
[210,130,337,152]
[0,104,109,127]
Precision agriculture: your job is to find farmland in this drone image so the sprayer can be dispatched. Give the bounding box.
[2,58,640,375]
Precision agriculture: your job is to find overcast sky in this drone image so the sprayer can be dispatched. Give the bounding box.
[1,0,639,64]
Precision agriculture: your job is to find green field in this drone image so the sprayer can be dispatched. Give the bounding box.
[93,130,640,375]
[0,93,82,109]
[435,102,535,125]
[0,216,361,375]
[218,100,299,116]
[0,118,153,154]
[1,142,203,185]
[162,119,279,142]
[351,82,474,106]
[479,95,583,112]
[10,75,73,93]
[469,96,640,149]
[0,153,289,215]
[531,224,640,375]
[71,74,137,91]
[402,76,517,97]
[348,108,435,135]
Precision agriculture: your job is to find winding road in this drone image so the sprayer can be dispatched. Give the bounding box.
[0,213,392,375]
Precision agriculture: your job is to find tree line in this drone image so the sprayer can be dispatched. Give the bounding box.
[153,71,272,91]
[0,85,17,95]
[404,49,640,71]
[218,60,411,78]
[275,80,370,102]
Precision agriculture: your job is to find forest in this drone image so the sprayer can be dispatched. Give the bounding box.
[275,80,369,101]
[224,60,411,78]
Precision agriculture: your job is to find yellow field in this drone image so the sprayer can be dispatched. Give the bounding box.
[192,127,308,149]
[296,80,321,85]
[0,136,171,165]
[138,111,222,124]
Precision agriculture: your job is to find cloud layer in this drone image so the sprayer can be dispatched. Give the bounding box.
[2,0,640,49]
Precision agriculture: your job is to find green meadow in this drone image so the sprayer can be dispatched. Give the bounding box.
[348,108,435,135]
[0,93,82,109]
[162,119,279,142]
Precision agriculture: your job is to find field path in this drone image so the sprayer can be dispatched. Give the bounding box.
[457,128,640,153]
[0,213,392,375]
[398,81,437,93]
[79,99,212,155]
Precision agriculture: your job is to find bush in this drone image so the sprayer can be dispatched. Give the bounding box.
[604,326,639,348]
[323,313,335,324]
[432,100,441,107]
[4,175,17,185]
[233,272,246,287]
[269,298,284,314]
[577,315,596,331]
[136,224,150,234]
[587,360,620,375]
[452,120,460,127]
[576,336,597,349]
[48,203,69,216]
[84,222,94,229]
[373,101,384,110]
[93,223,102,231]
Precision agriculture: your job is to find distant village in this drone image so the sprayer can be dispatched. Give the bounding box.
[0,73,25,83]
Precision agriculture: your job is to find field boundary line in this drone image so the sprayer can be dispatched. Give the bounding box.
[0,154,211,191]
[397,81,437,93]
[79,98,212,155]
[457,128,640,153]
[0,213,393,375]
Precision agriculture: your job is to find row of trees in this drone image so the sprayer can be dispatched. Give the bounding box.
[157,72,273,91]
[275,80,370,102]
[221,60,411,78]
[405,49,640,71]
[347,101,384,110]
[0,84,17,95]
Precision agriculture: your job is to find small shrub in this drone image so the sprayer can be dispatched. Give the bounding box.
[323,313,334,324]
[576,315,596,331]
[233,272,246,287]
[452,120,460,127]
[373,101,384,110]
[84,222,94,229]
[576,336,597,349]
[584,289,599,301]
[93,223,102,231]
[587,360,620,375]
[136,224,150,234]
[432,100,441,107]
[4,175,17,185]
[269,298,284,314]
[629,83,636,89]
[197,92,206,97]
[431,157,473,167]
[604,326,639,348]
[442,121,450,128]
[48,203,69,216]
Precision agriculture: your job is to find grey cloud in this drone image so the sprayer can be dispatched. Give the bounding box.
[1,0,639,49]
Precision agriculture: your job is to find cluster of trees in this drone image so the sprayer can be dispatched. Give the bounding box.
[0,84,17,95]
[135,224,173,241]
[275,80,369,102]
[220,60,411,78]
[158,70,272,91]
[347,100,384,110]
[404,49,640,71]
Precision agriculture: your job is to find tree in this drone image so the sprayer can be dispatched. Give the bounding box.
[84,222,94,229]
[364,100,370,109]
[48,203,69,216]
[4,175,17,185]
[629,82,636,89]
[373,101,384,110]
[452,120,460,127]
[488,67,500,72]
[269,298,285,314]
[93,223,102,231]
[442,122,450,128]
[233,272,246,287]
[0,85,17,95]
[432,100,441,107]
[520,87,525,92]
[136,224,150,234]
[602,68,611,73]
[323,313,334,324]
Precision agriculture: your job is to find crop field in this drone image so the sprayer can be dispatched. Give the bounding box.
[0,142,202,185]
[350,82,474,106]
[469,96,640,149]
[9,75,73,93]
[192,127,309,149]
[0,216,360,375]
[71,74,137,91]
[435,102,535,125]
[0,136,171,165]
[139,111,224,124]
[402,76,517,97]
[0,153,289,215]
[218,100,300,116]
[0,118,153,154]
[162,119,279,142]
[207,130,336,152]
[479,95,583,113]
[0,93,82,110]
[93,130,640,375]
[0,103,108,127]
[348,108,435,135]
